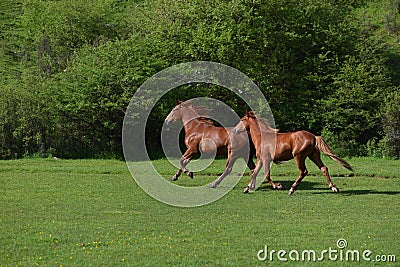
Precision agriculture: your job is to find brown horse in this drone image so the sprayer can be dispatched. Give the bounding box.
[164,100,255,186]
[234,111,353,195]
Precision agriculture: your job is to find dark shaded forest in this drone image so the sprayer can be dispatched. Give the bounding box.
[1,0,399,159]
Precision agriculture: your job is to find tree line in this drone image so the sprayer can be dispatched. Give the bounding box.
[1,0,399,159]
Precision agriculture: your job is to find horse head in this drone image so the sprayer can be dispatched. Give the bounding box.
[164,100,195,125]
[235,111,278,134]
[234,111,253,134]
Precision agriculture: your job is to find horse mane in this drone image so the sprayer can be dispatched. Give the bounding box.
[197,117,214,125]
[179,100,215,125]
[246,111,279,133]
[179,101,212,115]
[193,105,214,125]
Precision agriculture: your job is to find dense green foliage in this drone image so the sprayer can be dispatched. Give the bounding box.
[1,0,399,159]
[1,158,399,265]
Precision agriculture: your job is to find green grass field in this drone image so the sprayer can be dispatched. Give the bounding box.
[1,157,399,266]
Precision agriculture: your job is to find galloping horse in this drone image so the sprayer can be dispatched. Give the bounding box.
[234,111,353,195]
[164,100,255,185]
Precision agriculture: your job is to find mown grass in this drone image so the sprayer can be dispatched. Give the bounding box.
[0,157,399,266]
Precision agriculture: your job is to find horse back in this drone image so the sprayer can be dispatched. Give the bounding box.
[274,130,316,160]
[187,125,229,155]
[203,125,230,146]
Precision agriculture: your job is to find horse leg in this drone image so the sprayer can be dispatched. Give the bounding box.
[181,152,195,179]
[210,154,237,188]
[244,159,263,193]
[289,156,308,195]
[264,162,283,190]
[171,168,183,181]
[309,151,338,193]
[171,148,195,181]
[246,155,256,174]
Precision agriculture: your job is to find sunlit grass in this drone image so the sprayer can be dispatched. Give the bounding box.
[0,158,399,266]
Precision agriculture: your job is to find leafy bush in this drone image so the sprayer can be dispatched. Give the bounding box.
[382,90,400,158]
[0,0,399,159]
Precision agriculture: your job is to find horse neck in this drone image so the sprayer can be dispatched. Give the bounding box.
[180,108,202,132]
[249,119,262,146]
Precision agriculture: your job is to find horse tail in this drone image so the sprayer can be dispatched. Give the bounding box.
[315,136,353,171]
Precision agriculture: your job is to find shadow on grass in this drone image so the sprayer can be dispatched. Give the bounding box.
[256,180,321,192]
[308,189,400,196]
[256,181,400,196]
[337,190,400,196]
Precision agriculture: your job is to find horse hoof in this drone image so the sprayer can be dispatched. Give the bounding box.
[171,177,178,181]
[209,183,217,188]
[288,189,295,196]
[189,172,194,179]
[331,187,339,193]
[275,183,284,190]
[243,187,250,194]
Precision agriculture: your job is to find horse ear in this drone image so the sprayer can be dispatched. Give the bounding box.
[247,111,256,117]
[175,99,183,104]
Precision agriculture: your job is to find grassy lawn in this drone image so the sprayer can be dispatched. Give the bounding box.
[0,157,399,266]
